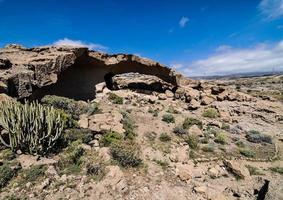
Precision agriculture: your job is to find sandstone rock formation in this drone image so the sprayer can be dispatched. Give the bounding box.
[0,44,182,100]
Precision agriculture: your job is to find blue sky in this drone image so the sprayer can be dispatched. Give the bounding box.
[0,0,283,76]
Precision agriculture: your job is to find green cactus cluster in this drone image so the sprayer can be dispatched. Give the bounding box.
[0,101,66,155]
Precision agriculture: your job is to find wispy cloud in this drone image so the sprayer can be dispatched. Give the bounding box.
[171,63,184,69]
[53,38,108,51]
[175,41,283,76]
[259,0,283,20]
[179,17,189,28]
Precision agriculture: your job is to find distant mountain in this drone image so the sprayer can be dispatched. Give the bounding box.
[189,71,283,80]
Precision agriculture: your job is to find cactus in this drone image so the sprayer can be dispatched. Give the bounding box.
[0,101,66,155]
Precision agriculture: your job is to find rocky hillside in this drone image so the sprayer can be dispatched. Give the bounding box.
[0,45,283,200]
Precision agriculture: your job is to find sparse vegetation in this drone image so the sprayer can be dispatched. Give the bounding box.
[41,95,98,119]
[239,148,255,158]
[159,133,171,142]
[145,131,157,141]
[202,144,215,152]
[246,165,264,175]
[184,135,199,149]
[100,131,123,147]
[235,140,246,148]
[167,106,181,114]
[0,149,15,161]
[214,132,227,145]
[0,164,14,188]
[182,117,203,129]
[63,128,93,144]
[202,108,219,118]
[173,126,188,135]
[148,108,159,117]
[0,101,67,155]
[22,165,46,183]
[270,167,283,175]
[121,111,136,140]
[162,114,175,123]
[221,123,230,131]
[58,140,85,174]
[246,130,272,144]
[110,141,142,167]
[153,159,169,169]
[108,93,123,104]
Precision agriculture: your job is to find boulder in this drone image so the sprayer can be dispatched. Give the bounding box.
[165,90,174,98]
[158,93,167,100]
[188,125,204,137]
[95,82,106,93]
[188,99,200,110]
[223,160,250,179]
[175,163,192,181]
[78,114,89,129]
[201,95,215,105]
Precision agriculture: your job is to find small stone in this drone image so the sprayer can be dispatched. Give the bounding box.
[95,82,106,93]
[188,99,200,110]
[176,164,192,181]
[188,125,204,137]
[194,186,207,194]
[165,90,174,98]
[158,93,167,100]
[207,167,219,178]
[223,160,250,179]
[89,139,99,147]
[78,114,89,129]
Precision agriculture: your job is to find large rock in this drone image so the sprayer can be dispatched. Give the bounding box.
[0,44,182,99]
[112,73,174,92]
[223,160,250,179]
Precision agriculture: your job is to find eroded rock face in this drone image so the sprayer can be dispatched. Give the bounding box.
[0,44,182,100]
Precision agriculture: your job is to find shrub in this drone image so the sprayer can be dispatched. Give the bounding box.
[167,106,181,114]
[22,165,46,182]
[0,164,14,188]
[0,149,15,161]
[239,148,255,158]
[121,112,136,140]
[148,108,159,117]
[153,159,169,169]
[221,123,230,131]
[235,140,246,148]
[63,128,93,144]
[58,141,85,174]
[162,114,175,123]
[214,132,227,145]
[202,108,219,118]
[100,131,123,147]
[270,167,283,174]
[108,93,123,104]
[145,131,157,141]
[182,117,203,129]
[41,95,98,119]
[0,101,66,155]
[159,133,171,142]
[202,144,215,152]
[184,135,199,149]
[173,126,188,135]
[246,165,264,175]
[110,141,142,167]
[246,130,272,144]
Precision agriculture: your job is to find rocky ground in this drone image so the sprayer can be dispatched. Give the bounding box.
[1,74,283,200]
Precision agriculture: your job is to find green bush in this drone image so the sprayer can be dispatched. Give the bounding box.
[58,141,85,174]
[100,131,123,147]
[108,93,123,104]
[235,140,246,148]
[148,108,159,117]
[182,117,203,129]
[0,101,67,155]
[239,148,255,158]
[202,108,219,118]
[270,167,283,174]
[184,135,199,149]
[246,165,264,175]
[162,114,175,123]
[121,112,136,140]
[22,165,46,183]
[221,123,230,131]
[159,133,171,142]
[214,132,227,145]
[63,128,93,144]
[167,106,181,114]
[173,126,188,135]
[246,130,272,144]
[110,141,142,167]
[41,95,98,119]
[0,149,15,161]
[202,144,215,152]
[0,164,14,188]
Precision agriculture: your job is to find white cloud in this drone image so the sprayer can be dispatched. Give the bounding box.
[178,41,283,76]
[259,0,283,20]
[53,38,108,51]
[179,17,189,28]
